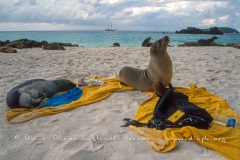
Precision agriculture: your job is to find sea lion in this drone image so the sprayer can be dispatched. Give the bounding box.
[6,79,76,108]
[119,36,173,96]
[197,36,218,46]
[0,46,17,53]
[142,37,152,47]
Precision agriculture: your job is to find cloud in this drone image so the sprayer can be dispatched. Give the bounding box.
[199,19,216,26]
[0,0,239,31]
[199,14,230,27]
[218,15,229,23]
[123,6,162,16]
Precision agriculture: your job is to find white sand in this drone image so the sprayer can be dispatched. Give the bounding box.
[0,46,239,160]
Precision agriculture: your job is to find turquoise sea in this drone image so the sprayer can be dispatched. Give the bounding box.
[0,30,240,47]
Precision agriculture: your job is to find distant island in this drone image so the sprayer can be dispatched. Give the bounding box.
[176,27,239,35]
[218,27,239,34]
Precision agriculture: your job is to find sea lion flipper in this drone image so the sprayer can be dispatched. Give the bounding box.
[153,82,166,97]
[168,83,175,90]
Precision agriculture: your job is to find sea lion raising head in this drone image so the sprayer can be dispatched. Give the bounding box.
[119,36,173,96]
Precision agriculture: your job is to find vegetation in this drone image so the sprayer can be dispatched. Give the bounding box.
[176,27,224,35]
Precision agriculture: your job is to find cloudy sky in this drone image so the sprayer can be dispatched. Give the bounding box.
[0,0,239,31]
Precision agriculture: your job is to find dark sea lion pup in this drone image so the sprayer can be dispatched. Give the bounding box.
[119,36,173,96]
[6,79,76,108]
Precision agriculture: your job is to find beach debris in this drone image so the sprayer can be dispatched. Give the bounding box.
[77,78,104,87]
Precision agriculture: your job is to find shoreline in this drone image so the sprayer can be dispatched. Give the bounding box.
[1,32,240,47]
[1,46,239,159]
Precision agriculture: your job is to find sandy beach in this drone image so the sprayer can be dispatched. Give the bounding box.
[0,46,239,160]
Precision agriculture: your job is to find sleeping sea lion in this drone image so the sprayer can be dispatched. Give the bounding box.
[119,36,173,96]
[6,79,76,108]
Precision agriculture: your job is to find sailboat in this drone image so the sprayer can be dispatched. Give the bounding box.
[105,23,116,31]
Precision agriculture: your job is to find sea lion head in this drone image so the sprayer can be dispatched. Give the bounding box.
[211,36,218,41]
[150,36,169,55]
[54,79,76,91]
[212,36,218,39]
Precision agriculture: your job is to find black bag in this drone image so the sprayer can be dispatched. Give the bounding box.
[122,89,213,130]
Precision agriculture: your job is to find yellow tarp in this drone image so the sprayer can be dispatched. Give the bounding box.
[5,78,240,159]
[130,83,240,160]
[5,77,134,124]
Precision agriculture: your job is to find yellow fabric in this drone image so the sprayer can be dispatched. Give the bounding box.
[130,83,240,160]
[5,77,134,124]
[5,78,240,159]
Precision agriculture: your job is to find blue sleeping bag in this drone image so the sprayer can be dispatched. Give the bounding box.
[41,87,82,108]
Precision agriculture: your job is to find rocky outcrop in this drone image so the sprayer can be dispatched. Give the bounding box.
[0,38,79,53]
[226,43,240,49]
[176,27,223,35]
[42,43,65,50]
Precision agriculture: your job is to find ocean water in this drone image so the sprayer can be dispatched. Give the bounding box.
[0,30,239,47]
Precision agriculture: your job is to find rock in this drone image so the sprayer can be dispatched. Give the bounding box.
[42,43,65,50]
[232,43,240,49]
[226,43,240,49]
[0,38,78,50]
[0,40,10,46]
[25,40,46,48]
[113,42,120,47]
[0,41,5,46]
